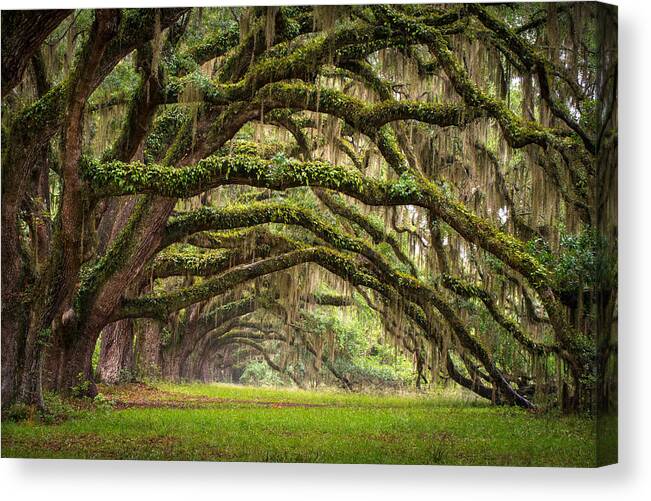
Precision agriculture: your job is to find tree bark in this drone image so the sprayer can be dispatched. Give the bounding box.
[59,332,99,397]
[135,320,163,379]
[1,10,72,97]
[97,320,135,384]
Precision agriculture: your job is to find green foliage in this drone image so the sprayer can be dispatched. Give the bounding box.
[240,360,285,386]
[88,57,139,109]
[117,368,135,385]
[271,151,290,167]
[3,403,32,423]
[526,228,608,296]
[299,303,414,388]
[40,391,77,424]
[6,392,115,426]
[579,99,600,134]
[70,372,92,398]
[81,153,368,198]
[391,171,420,198]
[334,355,413,389]
[160,327,173,347]
[144,106,190,164]
[93,393,116,412]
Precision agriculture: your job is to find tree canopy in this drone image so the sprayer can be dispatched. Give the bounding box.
[1,4,617,414]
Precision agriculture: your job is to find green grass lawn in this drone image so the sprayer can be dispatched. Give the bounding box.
[1,382,603,466]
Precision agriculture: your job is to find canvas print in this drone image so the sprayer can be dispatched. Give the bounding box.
[1,3,617,467]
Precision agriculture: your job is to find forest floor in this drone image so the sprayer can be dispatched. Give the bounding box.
[1,382,606,466]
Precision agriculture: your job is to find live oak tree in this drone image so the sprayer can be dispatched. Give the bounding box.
[1,4,617,414]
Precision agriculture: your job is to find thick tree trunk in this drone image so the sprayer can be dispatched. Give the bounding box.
[2,9,188,406]
[1,186,30,405]
[19,314,51,407]
[189,353,204,381]
[58,332,100,397]
[42,328,66,393]
[14,12,121,407]
[1,305,26,406]
[0,322,18,405]
[97,320,135,384]
[178,348,196,381]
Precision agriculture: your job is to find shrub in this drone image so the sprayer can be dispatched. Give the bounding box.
[117,368,134,384]
[3,402,32,422]
[93,393,115,412]
[40,391,76,424]
[240,360,284,386]
[70,372,92,398]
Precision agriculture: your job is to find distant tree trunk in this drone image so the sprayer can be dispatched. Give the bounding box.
[162,347,182,382]
[97,320,135,384]
[135,320,162,379]
[180,349,199,381]
[199,350,221,382]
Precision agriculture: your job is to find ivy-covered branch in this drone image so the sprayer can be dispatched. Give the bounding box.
[83,154,577,369]
[82,154,555,296]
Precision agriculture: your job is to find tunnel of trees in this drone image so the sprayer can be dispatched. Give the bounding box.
[1,4,617,414]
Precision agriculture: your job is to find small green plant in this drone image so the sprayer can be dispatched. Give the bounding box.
[160,327,172,347]
[117,368,134,384]
[40,391,76,424]
[3,402,32,422]
[271,151,290,167]
[93,393,115,412]
[70,372,92,398]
